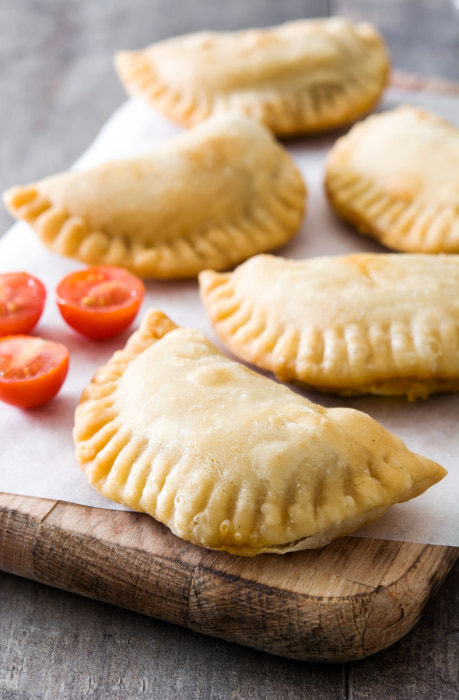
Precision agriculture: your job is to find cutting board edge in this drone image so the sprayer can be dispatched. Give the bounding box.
[0,492,457,662]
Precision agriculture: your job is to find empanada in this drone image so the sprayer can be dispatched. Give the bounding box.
[199,253,459,399]
[325,106,459,253]
[74,308,446,556]
[3,115,305,278]
[115,18,389,136]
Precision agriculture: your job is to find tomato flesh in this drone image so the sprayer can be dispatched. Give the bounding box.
[0,272,46,336]
[56,266,145,339]
[0,336,69,408]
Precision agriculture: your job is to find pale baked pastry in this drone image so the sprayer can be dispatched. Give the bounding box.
[3,115,305,278]
[325,106,459,253]
[115,18,389,136]
[199,253,459,399]
[74,308,446,556]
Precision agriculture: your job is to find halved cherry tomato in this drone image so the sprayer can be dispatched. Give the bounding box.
[56,266,145,340]
[0,272,46,336]
[0,335,69,408]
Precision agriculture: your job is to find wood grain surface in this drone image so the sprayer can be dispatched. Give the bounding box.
[1,1,459,697]
[0,492,457,665]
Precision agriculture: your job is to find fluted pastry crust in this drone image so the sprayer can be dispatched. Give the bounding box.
[199,253,459,398]
[325,106,459,253]
[73,309,446,556]
[115,18,389,135]
[3,115,305,278]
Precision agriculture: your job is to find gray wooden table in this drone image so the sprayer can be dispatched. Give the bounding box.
[0,1,458,698]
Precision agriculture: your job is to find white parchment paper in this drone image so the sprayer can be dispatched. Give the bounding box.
[0,87,458,546]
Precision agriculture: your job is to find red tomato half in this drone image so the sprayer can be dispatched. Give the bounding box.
[0,272,46,336]
[0,335,69,409]
[56,266,145,340]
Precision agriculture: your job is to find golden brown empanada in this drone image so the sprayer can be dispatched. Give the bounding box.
[74,308,446,556]
[3,115,305,278]
[325,106,459,253]
[199,253,459,399]
[115,18,389,136]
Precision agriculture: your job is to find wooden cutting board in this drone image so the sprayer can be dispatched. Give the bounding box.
[0,491,457,662]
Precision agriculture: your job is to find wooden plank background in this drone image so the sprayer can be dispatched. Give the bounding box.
[0,1,458,697]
